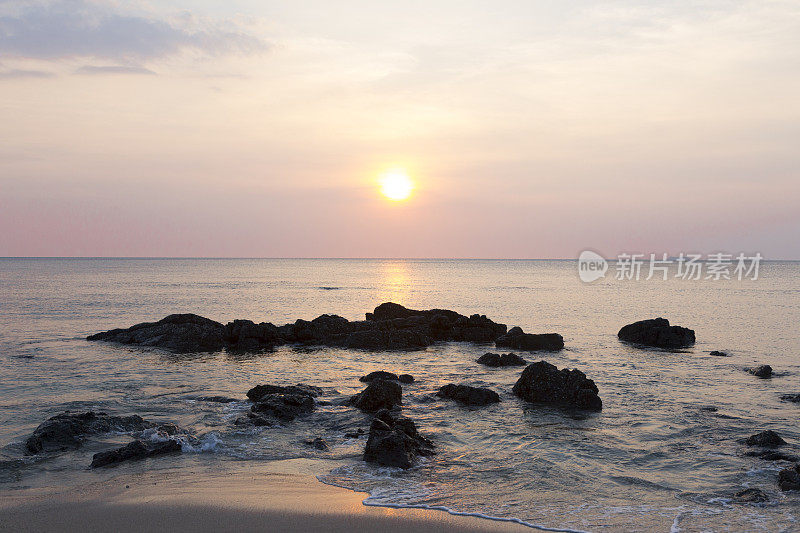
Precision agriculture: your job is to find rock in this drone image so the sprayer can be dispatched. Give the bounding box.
[186,395,239,403]
[246,384,321,402]
[304,437,329,451]
[748,365,773,378]
[360,371,399,383]
[398,374,415,384]
[437,384,501,406]
[349,379,402,413]
[223,320,281,351]
[709,350,729,357]
[251,393,315,422]
[512,361,602,411]
[779,465,800,491]
[744,450,799,462]
[344,428,365,439]
[495,328,564,351]
[87,314,225,353]
[90,439,181,468]
[476,352,527,367]
[363,409,434,469]
[780,394,800,403]
[617,318,695,348]
[741,430,786,448]
[25,411,155,454]
[733,487,768,503]
[234,412,274,427]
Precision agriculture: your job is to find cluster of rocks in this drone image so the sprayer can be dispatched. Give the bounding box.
[495,327,564,351]
[23,411,184,469]
[617,318,696,348]
[512,361,603,411]
[363,409,435,469]
[87,302,518,353]
[738,430,800,495]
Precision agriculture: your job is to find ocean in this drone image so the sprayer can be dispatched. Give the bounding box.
[1,258,799,531]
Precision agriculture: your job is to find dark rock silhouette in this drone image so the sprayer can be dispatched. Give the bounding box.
[745,450,798,462]
[25,411,154,454]
[495,327,564,351]
[363,409,434,469]
[780,393,800,403]
[349,379,402,413]
[513,361,602,411]
[748,365,773,378]
[437,384,500,406]
[741,430,786,448]
[398,374,415,384]
[87,313,225,352]
[360,371,400,382]
[617,318,695,348]
[90,439,181,468]
[733,487,768,503]
[779,465,800,491]
[709,350,729,357]
[87,303,509,353]
[243,383,320,423]
[303,437,329,451]
[476,352,527,367]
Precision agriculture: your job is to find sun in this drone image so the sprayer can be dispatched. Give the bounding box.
[379,169,414,201]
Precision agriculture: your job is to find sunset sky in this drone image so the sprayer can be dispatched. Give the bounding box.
[1,0,799,258]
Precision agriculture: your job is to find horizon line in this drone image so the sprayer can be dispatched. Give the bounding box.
[1,256,796,261]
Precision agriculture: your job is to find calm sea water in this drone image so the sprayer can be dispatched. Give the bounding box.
[1,258,799,531]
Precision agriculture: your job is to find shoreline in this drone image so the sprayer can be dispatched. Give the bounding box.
[0,459,535,533]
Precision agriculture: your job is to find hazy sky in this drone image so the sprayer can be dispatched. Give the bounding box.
[1,0,798,258]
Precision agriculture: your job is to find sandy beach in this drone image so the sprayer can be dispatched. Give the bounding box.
[0,459,532,533]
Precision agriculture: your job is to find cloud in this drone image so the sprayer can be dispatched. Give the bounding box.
[0,0,268,61]
[0,67,54,78]
[75,64,156,75]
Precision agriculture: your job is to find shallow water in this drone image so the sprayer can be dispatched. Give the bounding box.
[1,258,799,531]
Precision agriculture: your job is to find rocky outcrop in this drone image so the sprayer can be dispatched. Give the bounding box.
[363,409,434,469]
[617,318,695,348]
[243,383,320,423]
[748,365,773,378]
[87,314,225,352]
[90,439,181,468]
[437,384,500,406]
[512,361,602,411]
[741,430,786,448]
[476,352,527,367]
[88,303,508,353]
[25,412,155,454]
[779,465,800,491]
[495,327,564,351]
[349,379,402,413]
[733,487,768,503]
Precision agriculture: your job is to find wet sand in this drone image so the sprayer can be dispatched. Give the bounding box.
[0,460,532,533]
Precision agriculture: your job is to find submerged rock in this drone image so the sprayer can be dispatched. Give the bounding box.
[25,411,155,454]
[495,327,564,351]
[733,487,768,503]
[513,361,602,411]
[780,393,800,403]
[745,450,799,462]
[90,439,181,468]
[363,409,434,469]
[709,350,729,357]
[349,379,402,413]
[476,352,527,367]
[617,318,695,348]
[398,374,415,384]
[741,430,786,448]
[779,465,800,491]
[87,313,225,352]
[87,302,508,353]
[246,384,321,402]
[748,365,773,378]
[437,384,501,406]
[303,437,330,451]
